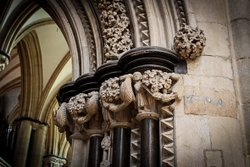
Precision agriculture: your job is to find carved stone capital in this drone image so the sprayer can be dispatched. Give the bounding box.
[67,93,87,129]
[174,24,206,60]
[100,74,135,128]
[132,70,179,121]
[66,91,104,136]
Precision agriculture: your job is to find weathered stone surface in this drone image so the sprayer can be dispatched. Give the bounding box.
[189,0,227,24]
[187,56,233,79]
[237,59,250,104]
[176,115,210,167]
[183,75,234,91]
[198,22,230,57]
[184,86,236,118]
[231,20,250,59]
[241,103,250,152]
[208,117,245,167]
[228,0,250,21]
[204,150,224,167]
[175,114,244,167]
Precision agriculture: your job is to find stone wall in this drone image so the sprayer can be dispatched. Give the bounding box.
[175,0,245,166]
[228,0,250,165]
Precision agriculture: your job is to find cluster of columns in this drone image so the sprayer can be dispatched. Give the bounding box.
[12,118,47,167]
[56,46,182,167]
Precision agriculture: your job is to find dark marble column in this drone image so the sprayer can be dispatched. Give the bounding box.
[140,118,160,167]
[112,127,131,167]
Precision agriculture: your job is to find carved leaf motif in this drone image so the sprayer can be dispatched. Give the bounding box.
[142,70,172,93]
[77,91,100,125]
[174,24,206,60]
[97,0,133,60]
[100,77,120,103]
[67,93,87,124]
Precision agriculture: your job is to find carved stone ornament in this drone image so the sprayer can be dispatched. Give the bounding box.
[100,160,111,167]
[67,93,88,128]
[132,70,179,121]
[98,0,133,60]
[100,74,135,128]
[101,136,111,150]
[174,24,206,60]
[66,92,104,136]
[44,156,66,166]
[100,77,120,104]
[54,102,69,132]
[100,134,112,167]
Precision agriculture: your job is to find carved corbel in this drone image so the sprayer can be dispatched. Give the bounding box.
[54,102,71,133]
[100,74,135,129]
[66,93,88,134]
[66,92,104,138]
[174,24,206,60]
[132,70,179,121]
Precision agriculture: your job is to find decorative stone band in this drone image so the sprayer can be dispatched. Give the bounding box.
[174,24,206,60]
[136,112,159,121]
[57,46,181,104]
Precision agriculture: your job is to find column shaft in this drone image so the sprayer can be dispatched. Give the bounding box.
[13,120,32,167]
[71,135,88,167]
[140,118,159,167]
[112,127,131,167]
[88,136,103,167]
[29,125,48,167]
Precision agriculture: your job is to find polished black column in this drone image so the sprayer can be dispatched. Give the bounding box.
[88,136,103,167]
[112,127,131,167]
[140,118,160,167]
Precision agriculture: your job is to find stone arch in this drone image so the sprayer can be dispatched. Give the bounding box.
[17,31,43,119]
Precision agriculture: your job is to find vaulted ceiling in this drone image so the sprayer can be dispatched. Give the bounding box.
[0,7,72,122]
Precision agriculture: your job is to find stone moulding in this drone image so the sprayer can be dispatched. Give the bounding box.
[173,0,189,26]
[57,46,181,104]
[131,0,150,46]
[73,0,97,72]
